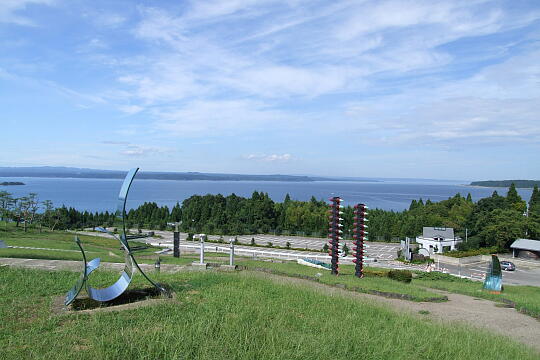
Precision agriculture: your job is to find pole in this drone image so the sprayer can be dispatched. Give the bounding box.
[173,223,180,258]
[199,234,205,264]
[229,237,235,266]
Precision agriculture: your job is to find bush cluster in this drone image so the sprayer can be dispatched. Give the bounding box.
[387,270,413,283]
[414,272,473,283]
[364,269,388,277]
[444,246,499,258]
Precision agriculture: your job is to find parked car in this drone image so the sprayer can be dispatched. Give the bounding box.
[500,261,516,271]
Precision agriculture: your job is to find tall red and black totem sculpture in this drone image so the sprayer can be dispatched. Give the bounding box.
[328,196,343,275]
[353,203,368,278]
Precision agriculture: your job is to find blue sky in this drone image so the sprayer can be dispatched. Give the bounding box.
[1,0,539,180]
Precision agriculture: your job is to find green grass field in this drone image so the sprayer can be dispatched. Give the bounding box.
[1,226,539,318]
[1,266,538,359]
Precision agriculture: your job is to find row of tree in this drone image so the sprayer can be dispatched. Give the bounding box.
[1,184,539,250]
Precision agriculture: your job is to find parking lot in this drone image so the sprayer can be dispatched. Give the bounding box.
[149,231,401,261]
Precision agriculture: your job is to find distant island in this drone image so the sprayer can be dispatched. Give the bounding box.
[470,180,540,188]
[0,181,25,186]
[0,166,383,183]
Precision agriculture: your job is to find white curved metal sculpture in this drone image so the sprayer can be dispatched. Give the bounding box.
[65,168,168,306]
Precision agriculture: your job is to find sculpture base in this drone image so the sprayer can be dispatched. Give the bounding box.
[192,263,208,270]
[221,265,238,271]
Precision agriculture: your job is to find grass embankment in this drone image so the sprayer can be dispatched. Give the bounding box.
[238,260,447,302]
[0,227,226,266]
[238,260,540,318]
[1,267,538,359]
[414,272,540,319]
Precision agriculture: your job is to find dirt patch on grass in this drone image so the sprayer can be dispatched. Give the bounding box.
[52,286,177,315]
[249,271,540,353]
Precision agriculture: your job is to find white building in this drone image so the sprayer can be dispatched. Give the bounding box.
[416,227,462,254]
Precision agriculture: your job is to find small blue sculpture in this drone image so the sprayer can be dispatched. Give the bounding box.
[65,168,167,306]
[483,254,502,293]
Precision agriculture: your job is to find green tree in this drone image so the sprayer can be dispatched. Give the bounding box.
[342,243,349,256]
[529,185,540,216]
[506,183,521,203]
[506,183,526,213]
[0,191,14,225]
[479,209,527,249]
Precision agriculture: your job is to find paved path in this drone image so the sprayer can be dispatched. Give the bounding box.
[0,257,186,273]
[251,271,540,353]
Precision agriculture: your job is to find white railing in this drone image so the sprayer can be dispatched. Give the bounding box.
[149,242,375,263]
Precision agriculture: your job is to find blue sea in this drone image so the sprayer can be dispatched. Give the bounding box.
[0,177,533,212]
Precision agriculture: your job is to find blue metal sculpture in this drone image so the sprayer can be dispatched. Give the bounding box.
[483,254,502,293]
[65,168,167,306]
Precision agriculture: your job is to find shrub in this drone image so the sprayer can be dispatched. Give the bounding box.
[445,246,500,258]
[251,238,255,246]
[414,271,473,283]
[364,268,388,277]
[267,242,273,248]
[285,241,291,249]
[387,270,412,283]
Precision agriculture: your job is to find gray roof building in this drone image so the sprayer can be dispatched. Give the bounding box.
[510,239,540,252]
[422,227,455,240]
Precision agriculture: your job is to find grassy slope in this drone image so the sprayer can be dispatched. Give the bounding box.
[2,227,539,317]
[241,260,540,318]
[0,267,538,360]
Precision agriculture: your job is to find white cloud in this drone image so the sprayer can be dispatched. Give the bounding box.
[187,0,283,20]
[0,0,54,26]
[134,7,188,44]
[223,65,359,98]
[153,99,295,136]
[118,104,144,115]
[342,48,540,146]
[119,145,168,157]
[245,153,292,161]
[93,13,126,28]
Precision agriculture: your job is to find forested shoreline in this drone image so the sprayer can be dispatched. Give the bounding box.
[471,180,540,188]
[1,184,539,251]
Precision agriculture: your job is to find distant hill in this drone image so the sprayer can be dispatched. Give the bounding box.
[0,166,318,182]
[470,180,540,188]
[0,181,24,186]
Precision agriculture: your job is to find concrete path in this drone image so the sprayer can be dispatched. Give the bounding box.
[0,257,186,273]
